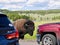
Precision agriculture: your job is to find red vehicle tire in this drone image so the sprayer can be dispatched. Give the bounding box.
[42,34,56,45]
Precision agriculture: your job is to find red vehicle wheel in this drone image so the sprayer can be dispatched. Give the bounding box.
[42,34,56,45]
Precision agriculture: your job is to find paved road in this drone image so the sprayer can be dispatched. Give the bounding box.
[19,39,39,45]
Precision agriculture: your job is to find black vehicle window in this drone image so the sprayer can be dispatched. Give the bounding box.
[0,15,11,27]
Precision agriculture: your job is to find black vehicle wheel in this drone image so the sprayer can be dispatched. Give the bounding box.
[42,34,56,45]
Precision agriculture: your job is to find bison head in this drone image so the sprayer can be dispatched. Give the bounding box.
[13,19,35,39]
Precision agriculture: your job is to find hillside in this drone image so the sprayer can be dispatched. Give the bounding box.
[0,9,60,21]
[0,9,60,14]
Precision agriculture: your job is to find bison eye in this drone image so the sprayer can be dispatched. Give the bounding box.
[25,24,29,26]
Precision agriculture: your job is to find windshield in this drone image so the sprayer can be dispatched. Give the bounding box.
[0,16,11,27]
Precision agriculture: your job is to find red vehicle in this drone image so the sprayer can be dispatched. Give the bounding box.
[37,22,60,45]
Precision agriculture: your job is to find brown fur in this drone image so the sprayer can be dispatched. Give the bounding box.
[13,19,35,39]
[13,19,27,33]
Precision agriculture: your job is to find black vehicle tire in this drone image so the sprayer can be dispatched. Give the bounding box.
[42,34,56,45]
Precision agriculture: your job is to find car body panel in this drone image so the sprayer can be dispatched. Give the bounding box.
[37,23,60,45]
[0,14,19,45]
[0,36,19,45]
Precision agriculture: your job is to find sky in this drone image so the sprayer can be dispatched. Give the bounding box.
[0,0,60,10]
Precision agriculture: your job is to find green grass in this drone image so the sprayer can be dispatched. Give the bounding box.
[24,20,60,40]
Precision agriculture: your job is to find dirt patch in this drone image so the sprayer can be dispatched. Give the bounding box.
[19,39,38,45]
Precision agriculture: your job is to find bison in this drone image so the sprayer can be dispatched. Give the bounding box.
[13,19,35,39]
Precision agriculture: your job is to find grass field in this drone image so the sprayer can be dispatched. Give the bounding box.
[24,20,60,40]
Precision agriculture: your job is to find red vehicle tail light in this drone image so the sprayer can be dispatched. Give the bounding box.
[15,30,19,38]
[6,29,19,39]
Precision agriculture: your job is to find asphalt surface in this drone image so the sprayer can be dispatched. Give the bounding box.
[19,39,39,45]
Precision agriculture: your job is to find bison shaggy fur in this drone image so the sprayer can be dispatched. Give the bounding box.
[13,19,35,39]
